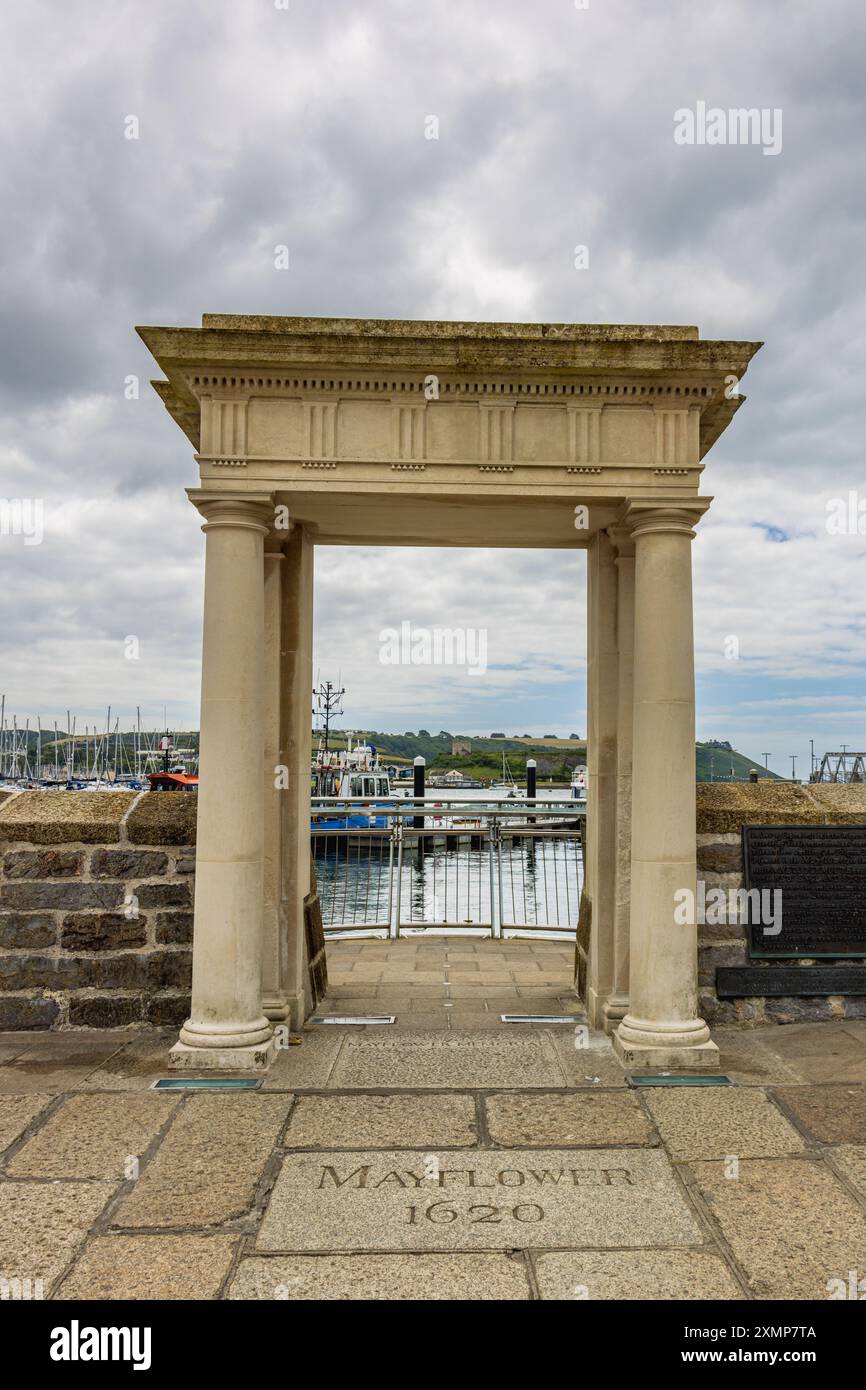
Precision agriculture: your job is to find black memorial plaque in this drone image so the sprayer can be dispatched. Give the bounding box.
[717,965,866,998]
[742,824,866,957]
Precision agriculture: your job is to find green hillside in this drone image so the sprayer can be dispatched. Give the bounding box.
[695,740,781,781]
[317,730,783,784]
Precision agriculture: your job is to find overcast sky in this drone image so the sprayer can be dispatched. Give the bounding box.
[1,0,864,775]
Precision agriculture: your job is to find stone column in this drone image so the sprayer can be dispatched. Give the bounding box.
[280,524,315,1029]
[262,540,289,1022]
[603,525,635,1032]
[170,491,278,1071]
[583,530,618,1029]
[614,502,718,1070]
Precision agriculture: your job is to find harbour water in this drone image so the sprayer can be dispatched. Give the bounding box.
[314,788,584,936]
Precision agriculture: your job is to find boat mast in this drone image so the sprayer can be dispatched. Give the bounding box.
[314,679,344,756]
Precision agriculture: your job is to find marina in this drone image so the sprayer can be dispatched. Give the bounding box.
[0,699,199,791]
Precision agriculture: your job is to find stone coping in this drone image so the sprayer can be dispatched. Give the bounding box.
[0,791,197,846]
[696,782,866,834]
[2,785,863,847]
[198,315,702,342]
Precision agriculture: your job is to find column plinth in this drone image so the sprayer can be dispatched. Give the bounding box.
[170,491,278,1072]
[613,503,718,1072]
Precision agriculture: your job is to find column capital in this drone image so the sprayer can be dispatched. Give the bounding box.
[186,488,275,534]
[622,497,712,540]
[606,524,635,558]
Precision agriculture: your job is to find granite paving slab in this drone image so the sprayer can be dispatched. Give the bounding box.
[284,1094,478,1149]
[8,1092,179,1179]
[774,1083,866,1144]
[0,1093,53,1156]
[534,1249,743,1300]
[0,1181,116,1293]
[112,1094,291,1229]
[57,1234,238,1300]
[485,1092,652,1147]
[73,1034,178,1091]
[261,1031,345,1090]
[257,1147,703,1252]
[828,1145,866,1201]
[643,1088,805,1160]
[328,1030,565,1089]
[228,1252,531,1299]
[688,1156,866,1299]
[549,1030,629,1088]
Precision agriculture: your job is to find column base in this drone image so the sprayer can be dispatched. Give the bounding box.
[602,993,629,1034]
[169,1035,279,1072]
[613,1033,720,1072]
[262,994,290,1023]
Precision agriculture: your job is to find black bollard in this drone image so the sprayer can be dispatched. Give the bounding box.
[413,756,425,831]
[526,758,537,825]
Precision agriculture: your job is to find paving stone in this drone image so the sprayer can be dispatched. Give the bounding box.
[328,1030,565,1089]
[112,1094,291,1228]
[711,1027,803,1085]
[445,1010,510,1029]
[758,1022,865,1057]
[0,1093,53,1155]
[548,1030,629,1088]
[257,1147,702,1252]
[828,1145,866,1201]
[774,1084,866,1144]
[757,1025,866,1082]
[688,1157,866,1299]
[389,1013,453,1031]
[285,1094,477,1149]
[74,1035,178,1091]
[8,1092,180,1178]
[261,1031,345,1090]
[0,1181,115,1293]
[643,1088,805,1160]
[0,1041,127,1093]
[535,1250,743,1300]
[485,1092,652,1147]
[229,1252,531,1299]
[784,1055,866,1084]
[57,1234,238,1300]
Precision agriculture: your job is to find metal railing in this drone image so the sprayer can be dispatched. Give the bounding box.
[311,797,585,940]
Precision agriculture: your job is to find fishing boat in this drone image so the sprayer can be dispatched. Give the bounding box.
[311,736,393,831]
[147,771,198,792]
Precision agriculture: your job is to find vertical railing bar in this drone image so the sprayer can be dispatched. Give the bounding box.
[551,831,562,929]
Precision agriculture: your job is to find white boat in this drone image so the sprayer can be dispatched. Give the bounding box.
[490,751,523,798]
[311,735,393,830]
[570,765,587,805]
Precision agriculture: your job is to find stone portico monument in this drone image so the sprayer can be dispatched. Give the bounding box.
[137,316,761,1071]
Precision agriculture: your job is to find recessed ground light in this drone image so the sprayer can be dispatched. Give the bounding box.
[151,1078,262,1090]
[628,1074,732,1087]
[311,1015,396,1025]
[500,1014,580,1024]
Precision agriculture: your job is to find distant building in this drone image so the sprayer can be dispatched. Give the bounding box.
[452,738,471,756]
